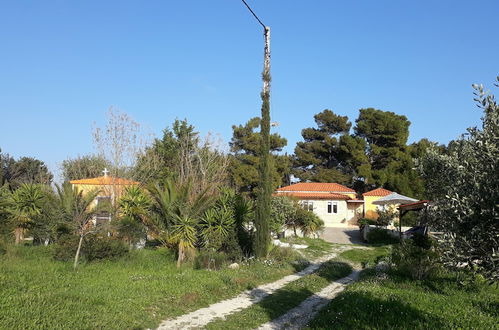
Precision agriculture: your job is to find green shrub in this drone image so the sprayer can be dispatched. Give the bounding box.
[411,232,433,250]
[366,228,400,245]
[51,235,79,261]
[268,246,296,262]
[115,216,146,247]
[220,230,243,262]
[391,239,441,280]
[83,236,128,261]
[0,240,6,256]
[358,218,378,229]
[193,250,228,270]
[52,234,128,262]
[294,208,324,237]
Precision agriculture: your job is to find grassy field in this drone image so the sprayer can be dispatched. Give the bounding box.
[0,244,319,329]
[280,236,335,259]
[308,253,499,329]
[339,245,391,266]
[205,260,352,329]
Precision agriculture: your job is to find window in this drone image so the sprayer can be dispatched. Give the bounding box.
[302,201,314,212]
[328,201,338,214]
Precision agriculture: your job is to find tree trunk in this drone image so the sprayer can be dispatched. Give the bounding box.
[74,234,84,270]
[177,244,184,268]
[14,227,23,245]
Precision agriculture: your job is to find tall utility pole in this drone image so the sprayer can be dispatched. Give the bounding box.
[241,1,272,258]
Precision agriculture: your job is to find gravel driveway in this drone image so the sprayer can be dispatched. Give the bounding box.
[320,227,365,245]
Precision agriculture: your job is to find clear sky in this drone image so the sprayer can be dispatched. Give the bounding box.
[1,0,498,178]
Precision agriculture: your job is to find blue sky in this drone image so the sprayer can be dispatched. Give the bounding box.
[1,0,498,177]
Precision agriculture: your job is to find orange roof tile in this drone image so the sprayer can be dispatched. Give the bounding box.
[70,176,140,186]
[276,182,355,193]
[363,188,392,197]
[274,192,351,200]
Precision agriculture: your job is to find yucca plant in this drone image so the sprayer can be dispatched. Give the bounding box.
[147,179,214,266]
[118,186,151,247]
[200,206,235,250]
[299,210,324,238]
[170,214,198,267]
[8,183,45,244]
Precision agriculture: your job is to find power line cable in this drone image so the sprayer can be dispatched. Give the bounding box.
[241,0,266,28]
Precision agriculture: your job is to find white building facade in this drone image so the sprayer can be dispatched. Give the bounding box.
[275,183,364,228]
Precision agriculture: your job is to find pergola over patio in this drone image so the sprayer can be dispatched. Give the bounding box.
[397,200,431,239]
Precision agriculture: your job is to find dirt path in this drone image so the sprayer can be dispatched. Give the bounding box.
[156,246,353,330]
[256,269,360,330]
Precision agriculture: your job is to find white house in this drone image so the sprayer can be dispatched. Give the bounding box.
[275,183,364,227]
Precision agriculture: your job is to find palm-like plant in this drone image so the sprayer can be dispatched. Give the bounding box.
[299,210,324,238]
[55,182,100,269]
[147,179,214,266]
[170,214,198,267]
[148,180,177,231]
[118,186,151,246]
[119,186,151,218]
[8,184,45,244]
[200,206,235,250]
[0,185,11,238]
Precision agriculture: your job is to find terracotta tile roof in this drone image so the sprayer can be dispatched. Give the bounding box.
[274,192,351,200]
[276,182,355,193]
[70,176,140,186]
[362,188,392,197]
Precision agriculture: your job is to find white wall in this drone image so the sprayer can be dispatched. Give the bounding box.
[306,200,348,226]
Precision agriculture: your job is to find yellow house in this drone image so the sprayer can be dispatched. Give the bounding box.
[362,188,393,219]
[70,169,140,224]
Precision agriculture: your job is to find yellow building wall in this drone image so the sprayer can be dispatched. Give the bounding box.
[364,196,382,219]
[364,196,400,219]
[343,192,357,199]
[72,184,129,208]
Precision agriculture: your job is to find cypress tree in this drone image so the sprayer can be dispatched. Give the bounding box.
[254,27,272,258]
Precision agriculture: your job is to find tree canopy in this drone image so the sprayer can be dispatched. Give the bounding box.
[419,78,499,280]
[293,108,426,197]
[229,117,290,195]
[0,151,53,189]
[61,155,110,182]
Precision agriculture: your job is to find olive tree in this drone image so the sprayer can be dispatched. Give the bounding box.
[419,77,499,280]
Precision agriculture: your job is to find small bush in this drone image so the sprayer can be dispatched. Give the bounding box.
[411,233,433,250]
[194,250,228,270]
[83,236,128,261]
[391,239,441,280]
[115,217,146,247]
[220,230,243,262]
[52,235,79,261]
[358,218,378,229]
[52,234,128,262]
[268,246,296,262]
[0,240,6,256]
[366,228,400,245]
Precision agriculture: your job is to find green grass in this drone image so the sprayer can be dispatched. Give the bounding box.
[205,260,352,329]
[0,245,308,329]
[307,270,499,329]
[280,236,334,259]
[339,246,391,267]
